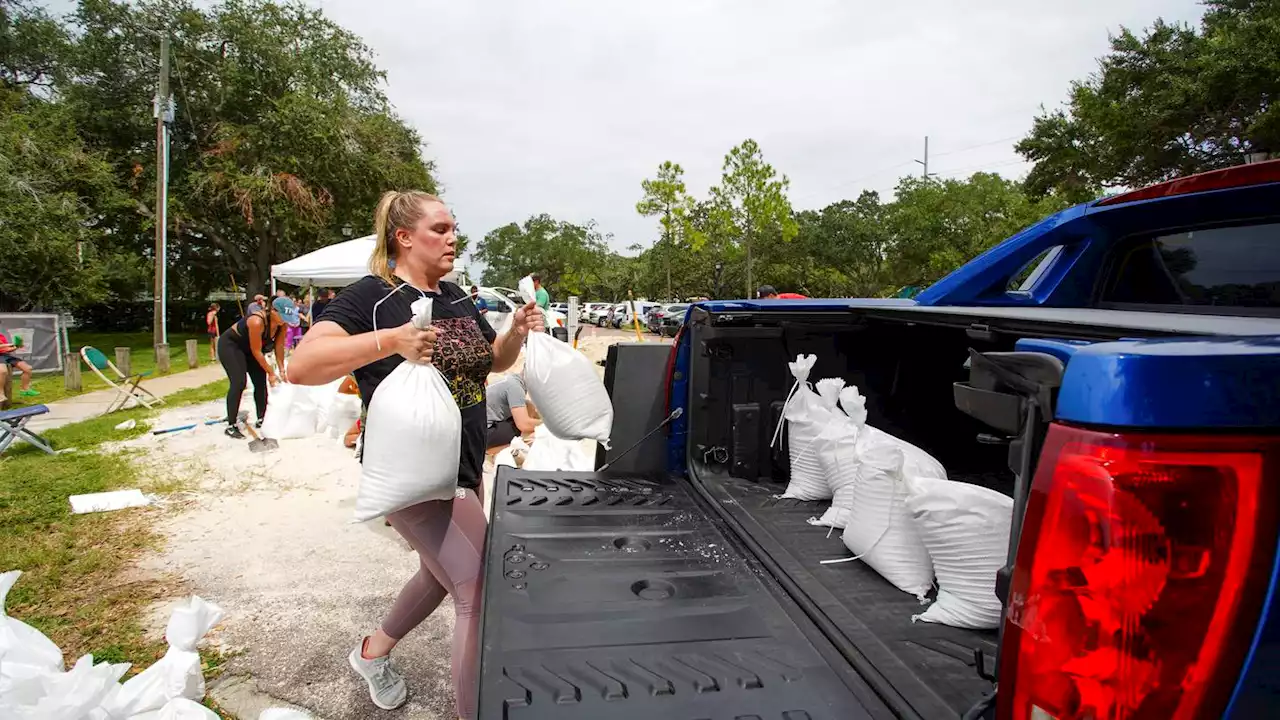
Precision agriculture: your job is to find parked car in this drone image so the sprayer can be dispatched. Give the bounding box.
[647,303,686,333]
[479,160,1280,719]
[549,302,568,316]
[614,301,660,329]
[656,303,688,336]
[474,286,567,338]
[581,302,610,323]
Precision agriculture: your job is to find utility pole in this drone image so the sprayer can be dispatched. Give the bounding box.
[915,135,936,179]
[153,35,171,347]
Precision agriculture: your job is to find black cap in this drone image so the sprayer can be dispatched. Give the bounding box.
[757,285,778,298]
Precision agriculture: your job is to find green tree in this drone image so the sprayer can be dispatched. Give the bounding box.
[1018,1,1280,197]
[710,139,798,298]
[883,173,1071,288]
[473,214,610,300]
[636,160,698,301]
[62,0,437,296]
[0,88,142,310]
[783,191,889,297]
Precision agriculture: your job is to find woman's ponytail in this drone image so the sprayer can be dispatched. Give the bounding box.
[368,190,442,286]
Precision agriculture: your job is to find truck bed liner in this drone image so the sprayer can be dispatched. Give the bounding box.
[692,471,1000,720]
[478,467,891,720]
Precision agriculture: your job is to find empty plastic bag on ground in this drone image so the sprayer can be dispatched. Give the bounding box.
[826,444,936,600]
[521,425,594,471]
[0,571,64,690]
[357,296,462,522]
[518,275,613,444]
[99,596,225,717]
[260,383,320,439]
[907,477,1012,629]
[1,653,129,720]
[772,355,835,501]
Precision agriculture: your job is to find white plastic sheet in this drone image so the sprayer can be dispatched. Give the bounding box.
[357,296,462,522]
[0,654,129,720]
[518,276,613,444]
[907,477,1013,629]
[69,489,151,515]
[0,571,64,690]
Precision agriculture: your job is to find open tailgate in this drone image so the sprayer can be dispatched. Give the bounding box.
[477,467,891,719]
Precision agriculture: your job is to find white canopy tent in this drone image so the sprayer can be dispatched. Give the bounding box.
[271,235,462,289]
[271,236,376,288]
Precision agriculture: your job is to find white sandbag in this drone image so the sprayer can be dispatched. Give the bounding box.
[771,355,834,501]
[320,393,361,439]
[811,407,861,529]
[823,445,935,600]
[0,654,129,720]
[357,296,462,522]
[522,425,594,471]
[519,276,613,444]
[308,377,346,434]
[260,383,320,439]
[0,571,64,689]
[100,596,224,717]
[839,387,947,482]
[907,477,1012,629]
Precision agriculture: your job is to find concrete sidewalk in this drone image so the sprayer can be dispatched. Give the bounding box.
[29,364,227,433]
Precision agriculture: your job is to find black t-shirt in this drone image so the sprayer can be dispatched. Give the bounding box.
[320,275,498,490]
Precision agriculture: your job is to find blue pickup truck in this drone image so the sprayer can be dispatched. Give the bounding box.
[478,161,1280,719]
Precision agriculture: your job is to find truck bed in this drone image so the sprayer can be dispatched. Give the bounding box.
[477,467,894,720]
[692,469,1002,719]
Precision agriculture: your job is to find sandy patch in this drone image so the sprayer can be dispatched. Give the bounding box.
[119,329,657,718]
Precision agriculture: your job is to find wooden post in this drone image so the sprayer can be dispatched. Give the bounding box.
[115,347,131,376]
[64,353,81,391]
[155,343,170,374]
[185,338,199,369]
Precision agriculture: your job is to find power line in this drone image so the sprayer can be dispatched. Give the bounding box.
[929,135,1021,158]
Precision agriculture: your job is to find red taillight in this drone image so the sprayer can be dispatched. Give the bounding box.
[662,324,684,415]
[1096,159,1280,206]
[999,424,1278,720]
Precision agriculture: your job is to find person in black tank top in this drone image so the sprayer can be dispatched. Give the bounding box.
[216,302,293,438]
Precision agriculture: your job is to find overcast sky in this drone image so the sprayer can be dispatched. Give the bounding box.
[316,1,1204,259]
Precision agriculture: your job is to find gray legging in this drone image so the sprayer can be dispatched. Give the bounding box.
[382,488,486,720]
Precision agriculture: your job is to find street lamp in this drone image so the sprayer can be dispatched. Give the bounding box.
[713,261,725,300]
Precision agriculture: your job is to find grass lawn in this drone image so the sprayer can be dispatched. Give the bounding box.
[17,331,219,407]
[0,379,230,686]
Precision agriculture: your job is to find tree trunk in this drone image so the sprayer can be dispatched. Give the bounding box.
[745,229,753,300]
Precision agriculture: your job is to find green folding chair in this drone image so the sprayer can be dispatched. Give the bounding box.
[80,346,164,413]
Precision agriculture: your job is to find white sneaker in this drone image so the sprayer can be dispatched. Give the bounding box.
[348,641,408,710]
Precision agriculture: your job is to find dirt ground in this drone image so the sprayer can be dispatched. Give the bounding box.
[123,328,664,719]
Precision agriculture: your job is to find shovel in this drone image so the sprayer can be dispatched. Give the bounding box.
[241,420,279,453]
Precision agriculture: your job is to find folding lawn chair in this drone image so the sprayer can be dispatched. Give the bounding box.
[80,346,164,413]
[0,405,53,454]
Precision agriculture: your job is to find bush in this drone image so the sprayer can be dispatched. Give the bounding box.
[72,300,239,334]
